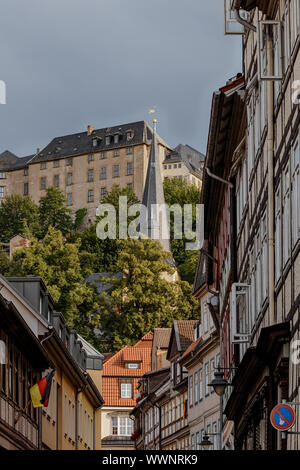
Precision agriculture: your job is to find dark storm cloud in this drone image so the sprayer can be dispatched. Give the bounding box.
[0,0,241,156]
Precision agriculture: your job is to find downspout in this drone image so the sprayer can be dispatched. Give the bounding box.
[266,27,275,326]
[93,404,103,450]
[39,327,55,450]
[233,0,256,32]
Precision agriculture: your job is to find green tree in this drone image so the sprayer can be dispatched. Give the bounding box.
[8,226,99,328]
[0,194,39,242]
[95,238,198,351]
[38,187,73,237]
[76,185,140,272]
[163,178,201,283]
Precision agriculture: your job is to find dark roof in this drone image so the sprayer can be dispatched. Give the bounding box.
[153,328,172,348]
[164,144,204,179]
[0,293,50,371]
[167,320,198,360]
[86,272,122,295]
[31,121,170,163]
[101,435,133,446]
[0,151,35,171]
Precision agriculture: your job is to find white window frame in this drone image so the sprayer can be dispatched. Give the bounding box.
[258,20,283,81]
[120,382,132,399]
[230,283,251,344]
[224,0,249,35]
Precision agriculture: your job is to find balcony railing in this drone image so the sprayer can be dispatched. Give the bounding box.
[0,391,38,448]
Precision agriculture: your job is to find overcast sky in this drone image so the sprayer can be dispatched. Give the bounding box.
[0,0,242,157]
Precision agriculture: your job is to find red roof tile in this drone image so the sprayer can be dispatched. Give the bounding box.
[102,332,153,407]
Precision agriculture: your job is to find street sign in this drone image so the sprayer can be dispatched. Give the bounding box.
[270,404,295,431]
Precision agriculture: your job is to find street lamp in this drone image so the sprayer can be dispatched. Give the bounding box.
[208,366,229,397]
[200,433,213,449]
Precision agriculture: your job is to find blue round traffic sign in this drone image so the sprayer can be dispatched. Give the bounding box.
[270,404,295,431]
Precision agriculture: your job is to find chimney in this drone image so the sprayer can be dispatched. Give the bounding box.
[87,125,94,136]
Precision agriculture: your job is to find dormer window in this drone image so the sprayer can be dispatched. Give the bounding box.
[105,136,111,146]
[92,138,98,148]
[114,134,119,144]
[126,131,133,142]
[127,363,139,369]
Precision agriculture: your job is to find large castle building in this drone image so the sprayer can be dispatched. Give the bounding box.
[0,121,204,221]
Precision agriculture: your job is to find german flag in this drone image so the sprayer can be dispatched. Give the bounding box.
[30,370,54,408]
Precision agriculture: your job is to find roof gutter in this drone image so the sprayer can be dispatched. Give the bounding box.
[233,0,256,32]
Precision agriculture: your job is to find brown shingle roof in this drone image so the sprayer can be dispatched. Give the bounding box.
[180,337,202,361]
[153,328,172,348]
[176,320,198,351]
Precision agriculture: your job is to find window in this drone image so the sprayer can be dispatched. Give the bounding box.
[114,150,119,157]
[67,193,72,206]
[283,3,291,72]
[204,362,209,397]
[0,173,6,179]
[112,416,133,436]
[88,189,94,203]
[0,187,4,199]
[127,363,139,369]
[127,183,133,190]
[100,167,106,180]
[24,183,28,196]
[189,375,193,407]
[291,0,300,47]
[113,165,119,178]
[54,175,59,187]
[230,283,251,344]
[126,147,133,155]
[24,168,28,176]
[126,131,133,141]
[292,137,300,246]
[224,0,249,35]
[53,160,59,168]
[67,158,73,166]
[283,166,290,266]
[196,432,200,450]
[101,152,106,159]
[105,136,111,145]
[127,162,133,175]
[198,369,203,401]
[88,154,94,162]
[100,187,106,201]
[67,173,72,185]
[275,184,282,281]
[114,134,119,144]
[258,21,283,81]
[191,434,195,451]
[212,422,218,450]
[210,358,215,394]
[40,177,46,190]
[88,169,94,182]
[194,371,198,404]
[40,162,46,169]
[120,382,132,399]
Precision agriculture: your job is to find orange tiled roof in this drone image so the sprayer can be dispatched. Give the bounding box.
[102,332,153,407]
[123,348,142,362]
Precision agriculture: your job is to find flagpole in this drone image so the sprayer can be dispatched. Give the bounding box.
[15,399,31,425]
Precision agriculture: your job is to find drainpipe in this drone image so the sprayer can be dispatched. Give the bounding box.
[233,0,256,32]
[206,168,234,188]
[266,29,275,326]
[39,327,55,450]
[93,405,103,450]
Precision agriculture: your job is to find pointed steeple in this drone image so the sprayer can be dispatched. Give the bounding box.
[142,120,171,253]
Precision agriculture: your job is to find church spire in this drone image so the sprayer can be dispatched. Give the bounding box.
[142,120,171,253]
